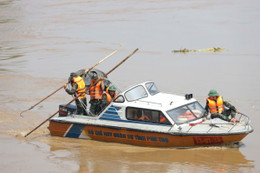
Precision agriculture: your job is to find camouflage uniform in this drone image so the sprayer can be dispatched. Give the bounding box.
[101,94,109,107]
[66,83,88,115]
[101,86,117,111]
[89,99,102,115]
[204,100,237,121]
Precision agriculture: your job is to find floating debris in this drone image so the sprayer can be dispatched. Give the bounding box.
[172,47,225,53]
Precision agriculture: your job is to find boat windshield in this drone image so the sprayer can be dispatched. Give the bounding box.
[145,82,159,96]
[167,101,205,124]
[125,85,148,101]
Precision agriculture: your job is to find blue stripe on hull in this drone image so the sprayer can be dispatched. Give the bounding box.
[104,110,118,115]
[101,113,120,119]
[100,105,121,119]
[110,105,122,111]
[107,107,117,111]
[65,124,85,138]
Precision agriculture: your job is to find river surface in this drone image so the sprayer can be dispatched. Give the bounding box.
[1,0,260,172]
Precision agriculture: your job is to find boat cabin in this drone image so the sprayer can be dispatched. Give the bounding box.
[101,81,205,126]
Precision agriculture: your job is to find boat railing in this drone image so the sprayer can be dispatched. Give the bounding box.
[179,113,251,133]
[227,113,251,132]
[135,100,163,107]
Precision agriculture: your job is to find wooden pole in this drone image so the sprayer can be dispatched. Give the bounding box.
[20,50,118,117]
[24,48,138,137]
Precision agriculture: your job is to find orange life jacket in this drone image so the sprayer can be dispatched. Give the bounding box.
[178,111,195,120]
[207,96,224,114]
[90,79,103,100]
[103,92,112,102]
[103,90,118,102]
[72,76,86,99]
[134,115,150,120]
[160,116,166,122]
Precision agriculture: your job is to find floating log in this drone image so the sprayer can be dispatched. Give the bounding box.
[172,47,225,53]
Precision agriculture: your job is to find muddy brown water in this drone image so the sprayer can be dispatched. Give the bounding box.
[1,0,260,172]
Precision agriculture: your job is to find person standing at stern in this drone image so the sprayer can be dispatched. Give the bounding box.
[88,72,104,115]
[64,72,88,115]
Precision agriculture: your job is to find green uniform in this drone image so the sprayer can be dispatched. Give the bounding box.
[66,83,88,115]
[89,77,104,116]
[101,86,117,112]
[101,94,110,109]
[89,99,102,115]
[204,100,237,121]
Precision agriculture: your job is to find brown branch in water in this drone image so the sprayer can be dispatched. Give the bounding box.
[172,47,225,53]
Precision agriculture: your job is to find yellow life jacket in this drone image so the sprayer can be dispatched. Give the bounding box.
[207,96,224,114]
[90,79,103,100]
[73,76,86,99]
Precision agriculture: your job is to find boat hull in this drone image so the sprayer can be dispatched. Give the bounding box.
[49,121,249,148]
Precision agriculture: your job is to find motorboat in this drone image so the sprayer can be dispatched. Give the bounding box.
[49,81,253,147]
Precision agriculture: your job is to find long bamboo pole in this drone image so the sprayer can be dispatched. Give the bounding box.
[24,48,138,137]
[20,50,118,117]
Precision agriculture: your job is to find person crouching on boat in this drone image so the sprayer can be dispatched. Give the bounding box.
[88,72,104,115]
[203,90,240,123]
[101,85,117,108]
[64,72,88,115]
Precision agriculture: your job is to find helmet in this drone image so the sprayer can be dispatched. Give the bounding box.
[108,85,116,91]
[70,72,77,78]
[69,72,77,82]
[91,72,98,79]
[208,90,219,97]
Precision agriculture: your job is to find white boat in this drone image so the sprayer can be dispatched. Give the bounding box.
[49,81,253,147]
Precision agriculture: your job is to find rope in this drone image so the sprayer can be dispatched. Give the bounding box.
[70,94,88,115]
[78,96,88,113]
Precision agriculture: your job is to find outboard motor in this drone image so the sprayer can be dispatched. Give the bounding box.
[59,104,76,117]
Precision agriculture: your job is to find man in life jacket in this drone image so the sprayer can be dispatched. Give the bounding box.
[101,85,117,109]
[134,110,150,121]
[203,90,240,122]
[88,72,104,115]
[64,72,88,115]
[160,113,169,124]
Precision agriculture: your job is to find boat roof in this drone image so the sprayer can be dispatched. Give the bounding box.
[120,81,197,112]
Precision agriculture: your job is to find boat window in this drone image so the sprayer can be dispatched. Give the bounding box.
[125,85,148,102]
[126,107,171,125]
[159,112,171,125]
[145,82,159,96]
[166,101,205,124]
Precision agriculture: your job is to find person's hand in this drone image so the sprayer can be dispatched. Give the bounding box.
[230,118,239,122]
[64,84,67,89]
[236,110,240,114]
[202,117,206,122]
